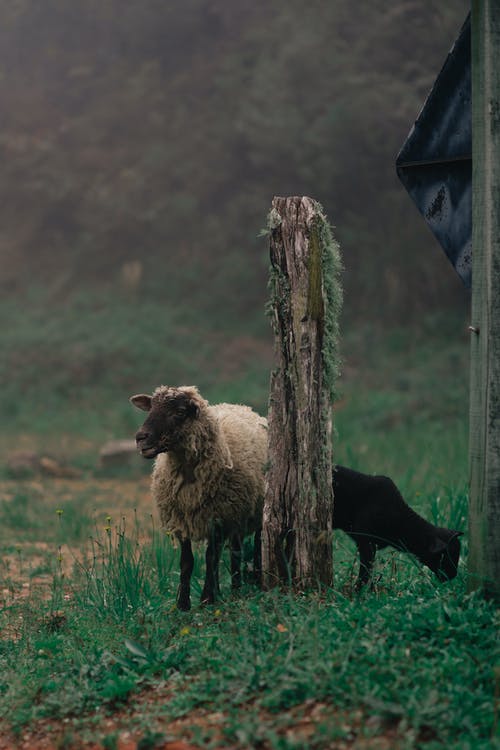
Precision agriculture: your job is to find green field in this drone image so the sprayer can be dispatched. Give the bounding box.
[0,292,498,749]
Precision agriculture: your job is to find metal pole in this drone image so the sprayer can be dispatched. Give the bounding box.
[468,0,500,600]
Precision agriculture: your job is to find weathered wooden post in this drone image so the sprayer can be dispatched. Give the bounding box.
[395,8,500,600]
[468,0,500,600]
[262,196,342,590]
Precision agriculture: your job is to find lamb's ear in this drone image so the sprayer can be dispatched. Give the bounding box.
[447,531,463,549]
[129,394,152,412]
[430,531,463,555]
[429,536,447,555]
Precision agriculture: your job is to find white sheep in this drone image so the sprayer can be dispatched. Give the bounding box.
[130,385,268,610]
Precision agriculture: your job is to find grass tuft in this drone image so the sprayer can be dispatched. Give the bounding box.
[0,492,497,748]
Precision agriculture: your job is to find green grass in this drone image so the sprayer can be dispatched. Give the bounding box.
[0,283,469,486]
[0,480,497,748]
[0,283,271,442]
[0,287,496,747]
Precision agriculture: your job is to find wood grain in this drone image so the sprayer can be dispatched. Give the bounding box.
[262,196,334,590]
[468,0,500,600]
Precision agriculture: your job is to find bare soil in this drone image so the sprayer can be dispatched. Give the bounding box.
[0,690,405,750]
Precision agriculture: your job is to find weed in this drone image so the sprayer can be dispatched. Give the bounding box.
[74,513,177,622]
[136,731,166,750]
[102,735,119,750]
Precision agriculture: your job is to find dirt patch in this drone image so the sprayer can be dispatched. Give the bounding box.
[0,476,154,612]
[0,476,151,507]
[0,688,408,750]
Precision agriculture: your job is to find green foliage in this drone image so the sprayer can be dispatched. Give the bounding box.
[136,731,167,750]
[311,205,343,403]
[78,515,177,621]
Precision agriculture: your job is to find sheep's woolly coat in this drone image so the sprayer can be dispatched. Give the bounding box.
[151,386,268,541]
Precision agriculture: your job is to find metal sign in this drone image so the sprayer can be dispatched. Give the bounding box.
[396,14,471,288]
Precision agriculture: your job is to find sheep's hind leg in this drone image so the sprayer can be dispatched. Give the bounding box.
[253,527,262,586]
[230,534,243,590]
[177,539,194,611]
[201,525,224,605]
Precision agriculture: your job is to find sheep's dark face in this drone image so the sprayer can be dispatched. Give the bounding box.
[425,530,462,581]
[130,387,200,459]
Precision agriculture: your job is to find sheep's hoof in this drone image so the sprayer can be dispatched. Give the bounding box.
[177,595,191,611]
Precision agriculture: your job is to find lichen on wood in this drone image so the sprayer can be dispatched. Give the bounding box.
[262,196,342,590]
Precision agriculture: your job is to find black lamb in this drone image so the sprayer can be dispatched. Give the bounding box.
[332,465,462,589]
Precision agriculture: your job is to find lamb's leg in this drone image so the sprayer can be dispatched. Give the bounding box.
[253,527,262,586]
[201,525,224,605]
[177,539,194,611]
[230,534,243,590]
[355,539,376,591]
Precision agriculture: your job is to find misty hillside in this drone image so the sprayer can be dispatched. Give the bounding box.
[1,0,469,319]
[0,0,472,437]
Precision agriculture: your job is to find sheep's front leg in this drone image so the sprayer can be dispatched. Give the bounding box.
[177,539,194,611]
[201,525,224,605]
[230,534,243,590]
[355,539,376,591]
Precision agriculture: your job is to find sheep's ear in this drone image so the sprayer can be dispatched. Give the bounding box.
[429,537,448,556]
[186,399,200,419]
[129,394,152,412]
[443,530,464,547]
[178,387,201,419]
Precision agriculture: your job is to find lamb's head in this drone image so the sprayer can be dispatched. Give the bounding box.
[424,529,463,582]
[130,385,206,459]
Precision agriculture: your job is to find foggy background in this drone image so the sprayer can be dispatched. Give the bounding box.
[0,0,470,458]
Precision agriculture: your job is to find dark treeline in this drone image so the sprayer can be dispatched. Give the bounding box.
[0,0,469,325]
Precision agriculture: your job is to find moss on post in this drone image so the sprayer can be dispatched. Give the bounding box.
[262,196,342,590]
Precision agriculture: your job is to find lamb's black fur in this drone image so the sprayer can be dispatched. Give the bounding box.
[333,465,462,589]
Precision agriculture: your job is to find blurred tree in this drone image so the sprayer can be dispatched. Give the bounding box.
[0,0,469,322]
